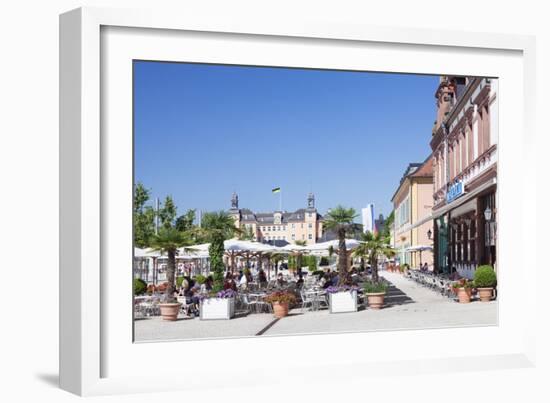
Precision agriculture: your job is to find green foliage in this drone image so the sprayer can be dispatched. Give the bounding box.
[195,274,207,284]
[302,255,317,272]
[288,255,296,270]
[353,230,395,283]
[363,281,388,294]
[200,211,237,292]
[175,209,196,232]
[176,276,185,288]
[133,183,155,248]
[319,257,329,266]
[323,206,357,233]
[239,225,255,241]
[209,235,225,292]
[149,227,195,300]
[134,182,150,212]
[324,206,357,286]
[382,210,394,238]
[158,196,177,229]
[133,278,147,295]
[473,265,497,288]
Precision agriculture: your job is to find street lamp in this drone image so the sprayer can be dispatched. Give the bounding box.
[484,206,492,221]
[427,228,432,240]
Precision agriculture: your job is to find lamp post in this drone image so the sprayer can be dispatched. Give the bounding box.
[483,205,493,265]
[427,228,432,240]
[484,206,492,221]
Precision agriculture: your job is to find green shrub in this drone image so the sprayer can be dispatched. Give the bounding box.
[176,276,185,288]
[363,282,388,294]
[288,255,296,270]
[473,265,497,288]
[305,256,317,272]
[195,274,207,284]
[133,278,147,295]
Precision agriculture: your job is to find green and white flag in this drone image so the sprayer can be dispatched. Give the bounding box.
[272,187,281,193]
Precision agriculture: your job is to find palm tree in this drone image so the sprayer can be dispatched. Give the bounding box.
[353,231,395,283]
[323,206,358,285]
[200,211,239,291]
[149,227,195,300]
[293,240,307,275]
[270,252,284,278]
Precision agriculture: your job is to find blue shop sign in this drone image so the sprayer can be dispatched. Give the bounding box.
[446,181,464,203]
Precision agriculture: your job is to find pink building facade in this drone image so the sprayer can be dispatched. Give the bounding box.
[430,76,498,279]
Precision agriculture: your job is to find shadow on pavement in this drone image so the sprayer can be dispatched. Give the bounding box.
[383,285,415,307]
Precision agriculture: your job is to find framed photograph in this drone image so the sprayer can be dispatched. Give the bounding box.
[60,7,536,396]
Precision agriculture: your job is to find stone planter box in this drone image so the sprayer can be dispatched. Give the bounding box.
[329,290,358,313]
[200,297,235,320]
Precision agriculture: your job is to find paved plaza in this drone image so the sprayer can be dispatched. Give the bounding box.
[134,271,498,342]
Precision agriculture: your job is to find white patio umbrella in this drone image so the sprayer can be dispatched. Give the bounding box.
[307,239,360,251]
[279,243,308,253]
[134,247,161,258]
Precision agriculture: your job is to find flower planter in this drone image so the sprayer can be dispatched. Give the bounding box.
[329,290,358,313]
[366,292,386,309]
[159,303,182,321]
[200,297,235,320]
[272,302,289,318]
[456,288,472,303]
[477,287,495,302]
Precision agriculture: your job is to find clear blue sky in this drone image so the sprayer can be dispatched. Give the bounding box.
[134,61,438,219]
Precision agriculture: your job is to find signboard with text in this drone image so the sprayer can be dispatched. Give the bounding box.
[446,181,464,203]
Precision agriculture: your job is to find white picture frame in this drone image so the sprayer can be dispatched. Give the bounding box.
[60,6,537,396]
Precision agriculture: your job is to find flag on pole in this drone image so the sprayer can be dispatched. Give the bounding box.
[272,187,281,193]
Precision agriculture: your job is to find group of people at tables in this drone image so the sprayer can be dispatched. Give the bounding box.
[174,266,367,317]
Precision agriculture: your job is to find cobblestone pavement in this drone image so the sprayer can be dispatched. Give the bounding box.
[134,271,497,342]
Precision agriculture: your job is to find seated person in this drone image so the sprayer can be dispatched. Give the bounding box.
[223,273,237,291]
[239,272,248,289]
[296,274,304,289]
[258,269,268,287]
[320,274,331,289]
[276,273,286,287]
[201,275,214,293]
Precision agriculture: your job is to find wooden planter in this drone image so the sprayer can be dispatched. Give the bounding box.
[159,303,181,321]
[272,302,290,318]
[200,297,235,320]
[329,290,358,313]
[366,292,386,309]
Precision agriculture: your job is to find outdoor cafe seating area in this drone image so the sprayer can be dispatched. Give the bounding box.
[134,268,371,319]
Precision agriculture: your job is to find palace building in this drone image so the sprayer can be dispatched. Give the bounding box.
[228,192,324,245]
[430,76,498,278]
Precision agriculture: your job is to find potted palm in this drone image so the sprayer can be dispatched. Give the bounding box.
[452,278,474,303]
[363,281,388,309]
[473,265,497,302]
[353,230,395,283]
[265,291,297,318]
[326,285,359,313]
[323,206,358,285]
[149,227,195,320]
